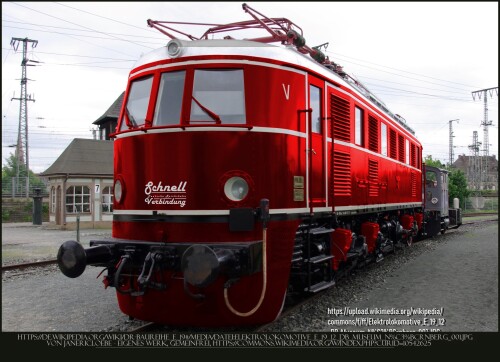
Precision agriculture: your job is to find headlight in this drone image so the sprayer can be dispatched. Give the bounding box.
[167,39,183,58]
[224,177,249,202]
[114,179,124,203]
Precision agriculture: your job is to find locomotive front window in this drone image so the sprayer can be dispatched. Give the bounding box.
[120,75,153,130]
[153,71,186,126]
[426,171,438,188]
[190,69,246,124]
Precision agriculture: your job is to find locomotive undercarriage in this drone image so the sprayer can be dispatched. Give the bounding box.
[287,209,420,298]
[57,238,263,298]
[57,200,272,300]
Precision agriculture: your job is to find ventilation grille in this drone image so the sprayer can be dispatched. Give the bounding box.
[411,172,417,197]
[390,129,397,160]
[411,143,416,167]
[331,94,350,142]
[416,146,420,168]
[398,134,405,163]
[368,115,379,152]
[333,151,351,196]
[368,159,379,197]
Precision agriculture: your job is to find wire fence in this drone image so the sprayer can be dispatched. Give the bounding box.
[463,196,498,213]
[2,177,50,198]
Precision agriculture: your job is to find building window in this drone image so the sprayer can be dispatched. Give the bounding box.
[66,186,91,213]
[102,186,113,213]
[381,123,387,156]
[355,106,363,146]
[310,85,321,133]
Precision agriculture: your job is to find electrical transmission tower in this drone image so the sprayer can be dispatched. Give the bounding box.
[10,37,38,196]
[471,87,498,190]
[448,119,459,167]
[468,131,481,191]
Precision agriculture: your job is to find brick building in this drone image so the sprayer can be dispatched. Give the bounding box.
[453,154,498,190]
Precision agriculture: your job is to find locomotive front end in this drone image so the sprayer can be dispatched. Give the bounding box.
[57,3,428,328]
[57,36,307,326]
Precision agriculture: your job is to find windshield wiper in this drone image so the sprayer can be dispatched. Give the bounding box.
[191,96,221,124]
[125,106,137,128]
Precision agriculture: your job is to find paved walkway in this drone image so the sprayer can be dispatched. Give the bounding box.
[2,222,111,265]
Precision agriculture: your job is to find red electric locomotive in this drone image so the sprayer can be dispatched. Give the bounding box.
[58,4,437,326]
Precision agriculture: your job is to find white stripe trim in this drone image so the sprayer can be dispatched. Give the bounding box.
[113,207,311,216]
[114,203,421,217]
[113,209,228,216]
[114,126,307,140]
[335,202,422,212]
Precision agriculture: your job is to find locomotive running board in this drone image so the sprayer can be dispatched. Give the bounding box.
[305,279,336,293]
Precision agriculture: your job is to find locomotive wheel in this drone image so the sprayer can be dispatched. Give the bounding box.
[406,236,413,247]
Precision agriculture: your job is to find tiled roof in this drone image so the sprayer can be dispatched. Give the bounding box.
[40,138,113,177]
[93,92,125,125]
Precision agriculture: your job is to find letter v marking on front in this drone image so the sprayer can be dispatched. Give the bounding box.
[282,84,290,100]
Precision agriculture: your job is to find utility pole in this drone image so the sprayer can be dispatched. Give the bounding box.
[10,37,38,196]
[448,119,459,167]
[468,131,481,191]
[471,87,498,190]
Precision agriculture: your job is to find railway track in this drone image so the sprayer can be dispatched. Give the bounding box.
[1,259,58,272]
[4,216,495,273]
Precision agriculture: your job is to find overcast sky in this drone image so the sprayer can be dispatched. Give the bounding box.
[2,1,498,174]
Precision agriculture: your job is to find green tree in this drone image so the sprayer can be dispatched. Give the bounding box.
[423,155,445,168]
[2,152,46,196]
[448,169,470,208]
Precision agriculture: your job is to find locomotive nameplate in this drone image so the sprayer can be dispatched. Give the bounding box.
[294,189,304,201]
[293,176,304,189]
[293,176,304,201]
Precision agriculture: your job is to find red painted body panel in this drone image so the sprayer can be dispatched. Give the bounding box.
[331,228,352,270]
[415,212,424,230]
[400,214,414,230]
[361,222,380,254]
[113,131,307,215]
[114,220,299,326]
